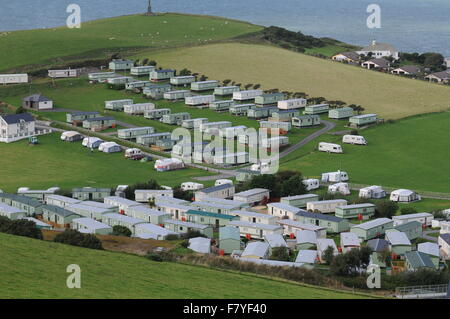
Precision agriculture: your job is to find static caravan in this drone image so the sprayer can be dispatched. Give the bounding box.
[134,189,174,203]
[327,182,351,196]
[213,152,249,166]
[191,80,219,92]
[66,111,100,124]
[335,203,376,219]
[229,210,277,225]
[82,116,116,131]
[229,103,255,116]
[154,158,185,172]
[219,125,247,139]
[98,142,121,153]
[60,131,83,142]
[195,184,235,201]
[247,106,277,119]
[88,72,116,82]
[130,66,155,76]
[16,187,59,202]
[144,108,171,120]
[101,213,146,235]
[125,80,151,90]
[126,205,171,225]
[392,212,433,227]
[172,141,208,157]
[105,99,134,111]
[45,195,81,208]
[342,134,367,145]
[186,210,237,227]
[241,242,270,259]
[270,109,300,122]
[0,74,28,85]
[321,171,349,182]
[136,132,171,146]
[260,136,289,149]
[48,69,79,78]
[277,219,327,239]
[191,201,247,216]
[359,185,386,199]
[260,121,291,133]
[267,202,301,220]
[302,179,320,191]
[161,112,191,125]
[229,220,284,239]
[170,75,196,86]
[255,93,285,106]
[117,127,155,140]
[295,210,350,233]
[72,187,111,201]
[209,100,235,112]
[306,199,348,214]
[233,188,270,205]
[143,84,172,99]
[185,95,215,106]
[0,203,26,220]
[340,232,362,253]
[390,189,421,202]
[349,114,378,127]
[318,142,343,153]
[277,98,307,110]
[164,90,192,101]
[66,203,113,220]
[214,86,240,96]
[109,59,134,71]
[219,226,241,254]
[181,118,208,129]
[292,115,320,127]
[280,194,320,208]
[157,202,192,220]
[329,107,354,119]
[106,76,134,85]
[304,104,330,115]
[199,121,232,134]
[150,69,175,81]
[134,223,176,240]
[123,102,155,115]
[163,219,214,238]
[233,89,263,101]
[350,218,394,240]
[71,217,112,235]
[103,196,142,214]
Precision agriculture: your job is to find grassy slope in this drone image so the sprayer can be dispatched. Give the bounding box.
[137,43,450,120]
[0,233,373,299]
[0,13,261,72]
[0,133,212,192]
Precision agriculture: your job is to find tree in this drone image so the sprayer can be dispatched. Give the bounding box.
[422,53,445,72]
[112,225,132,237]
[244,84,253,90]
[148,60,157,66]
[199,75,208,81]
[330,247,372,276]
[222,79,231,86]
[124,179,161,200]
[179,68,191,76]
[0,216,12,233]
[269,247,290,261]
[280,174,307,197]
[375,200,399,218]
[173,185,194,201]
[15,106,26,114]
[322,246,335,265]
[142,58,149,65]
[253,84,261,90]
[54,229,85,246]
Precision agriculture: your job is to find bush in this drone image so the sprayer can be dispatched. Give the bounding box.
[165,234,180,241]
[80,234,103,250]
[0,216,12,233]
[180,230,206,240]
[4,219,43,239]
[375,201,399,218]
[269,247,290,261]
[112,225,132,237]
[180,240,190,248]
[54,229,103,250]
[146,253,163,262]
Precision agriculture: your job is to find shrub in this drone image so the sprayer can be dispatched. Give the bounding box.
[0,216,12,233]
[322,246,335,265]
[375,201,399,218]
[54,229,102,250]
[5,219,43,239]
[112,225,132,237]
[80,234,103,250]
[165,234,180,241]
[269,247,290,261]
[180,240,190,248]
[180,230,206,239]
[146,253,163,262]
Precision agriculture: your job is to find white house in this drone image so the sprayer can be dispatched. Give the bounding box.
[22,94,53,110]
[392,212,433,227]
[356,40,399,60]
[0,113,39,143]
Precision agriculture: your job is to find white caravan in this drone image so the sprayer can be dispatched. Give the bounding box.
[328,183,351,196]
[321,171,349,183]
[302,179,320,191]
[342,135,367,145]
[318,142,343,153]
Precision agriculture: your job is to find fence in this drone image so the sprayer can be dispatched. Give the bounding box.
[395,284,448,299]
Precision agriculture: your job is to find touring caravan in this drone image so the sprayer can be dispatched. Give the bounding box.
[390,189,421,202]
[302,179,320,191]
[124,148,144,160]
[181,182,204,191]
[215,179,233,186]
[359,186,386,199]
[318,142,343,154]
[321,171,349,182]
[98,142,121,153]
[60,131,83,142]
[342,135,367,145]
[82,137,103,149]
[123,103,155,115]
[154,158,185,172]
[328,183,351,196]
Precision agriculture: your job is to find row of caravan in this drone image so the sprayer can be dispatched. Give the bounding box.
[318,135,367,154]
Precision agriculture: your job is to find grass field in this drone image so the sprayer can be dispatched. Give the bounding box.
[0,13,261,72]
[0,133,213,193]
[0,233,375,299]
[137,43,450,120]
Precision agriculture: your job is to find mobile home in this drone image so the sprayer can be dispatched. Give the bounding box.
[66,111,100,124]
[219,125,247,139]
[109,59,134,71]
[342,134,367,145]
[295,210,350,233]
[350,218,394,240]
[144,108,171,120]
[267,202,301,220]
[136,132,171,146]
[255,93,285,106]
[209,100,235,112]
[181,182,204,191]
[71,217,112,235]
[82,116,116,131]
[213,152,249,166]
[103,196,143,214]
[247,106,277,119]
[329,107,354,119]
[277,219,327,239]
[194,184,235,201]
[0,203,26,220]
[66,203,114,220]
[0,74,28,85]
[134,189,173,203]
[134,223,177,240]
[392,212,433,227]
[41,205,80,227]
[280,194,320,208]
[318,142,343,153]
[181,118,208,129]
[185,95,215,106]
[150,69,175,81]
[106,76,134,85]
[164,90,191,101]
[349,114,378,127]
[335,203,376,219]
[306,199,348,213]
[230,210,277,225]
[270,109,300,122]
[125,81,151,90]
[117,127,155,140]
[191,80,219,92]
[199,121,232,134]
[126,205,171,225]
[229,220,284,239]
[101,213,146,235]
[214,86,240,96]
[130,66,155,76]
[161,112,191,125]
[170,75,196,86]
[48,69,79,78]
[292,115,320,127]
[143,83,172,99]
[260,120,291,133]
[185,210,237,227]
[229,103,255,116]
[60,131,83,142]
[277,98,307,110]
[304,104,329,115]
[163,219,214,238]
[104,99,134,111]
[88,72,116,82]
[233,188,270,205]
[72,187,111,201]
[123,102,155,115]
[260,136,289,149]
[219,226,241,254]
[233,90,263,101]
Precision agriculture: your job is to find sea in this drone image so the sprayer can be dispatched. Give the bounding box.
[1,0,450,56]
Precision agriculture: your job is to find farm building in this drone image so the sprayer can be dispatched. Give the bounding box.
[0,203,26,220]
[199,121,232,133]
[439,234,450,260]
[45,195,80,208]
[144,108,171,119]
[349,114,378,127]
[303,179,320,191]
[417,242,440,268]
[66,203,115,220]
[48,69,79,78]
[318,142,343,153]
[104,99,133,111]
[98,142,121,153]
[0,113,38,143]
[0,193,43,216]
[130,65,155,76]
[88,72,116,82]
[359,186,386,199]
[295,210,350,233]
[219,226,241,254]
[191,80,219,91]
[306,199,347,214]
[233,89,263,101]
[164,90,192,101]
[328,107,354,119]
[280,194,320,208]
[321,170,349,182]
[267,202,301,220]
[209,100,235,112]
[270,109,300,122]
[278,98,307,110]
[317,239,339,262]
[0,73,28,84]
[278,219,327,239]
[106,76,134,85]
[143,83,172,99]
[385,231,412,256]
[134,223,176,240]
[392,212,433,227]
[304,104,329,115]
[229,103,255,116]
[181,118,208,129]
[181,182,204,191]
[255,93,285,106]
[161,112,191,125]
[327,182,350,196]
[214,86,240,96]
[109,59,134,71]
[17,187,59,201]
[150,69,175,81]
[241,241,270,259]
[350,218,394,240]
[66,111,100,124]
[292,115,320,127]
[170,75,195,86]
[185,210,237,227]
[126,205,171,225]
[295,230,318,250]
[117,127,155,140]
[342,134,367,145]
[82,137,103,149]
[82,116,116,131]
[335,203,376,219]
[71,217,112,235]
[260,121,291,133]
[163,219,213,238]
[41,205,80,227]
[295,250,318,266]
[154,158,185,172]
[404,251,436,271]
[367,238,390,267]
[230,220,284,240]
[188,237,211,254]
[247,106,277,119]
[125,81,151,90]
[230,210,277,225]
[194,184,235,201]
[390,189,421,203]
[136,132,171,146]
[233,188,270,205]
[101,213,145,235]
[340,232,361,253]
[123,103,155,115]
[103,196,143,214]
[22,94,53,110]
[219,125,247,139]
[393,221,423,240]
[72,187,111,201]
[134,189,174,203]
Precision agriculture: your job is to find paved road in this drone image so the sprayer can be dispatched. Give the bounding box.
[422,230,439,242]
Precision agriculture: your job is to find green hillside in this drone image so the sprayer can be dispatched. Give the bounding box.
[0,233,374,299]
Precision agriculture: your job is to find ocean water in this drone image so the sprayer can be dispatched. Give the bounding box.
[1,0,450,56]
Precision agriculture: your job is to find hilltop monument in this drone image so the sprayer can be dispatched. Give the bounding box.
[146,0,154,16]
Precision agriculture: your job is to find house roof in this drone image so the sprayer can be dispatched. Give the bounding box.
[134,223,175,237]
[41,204,80,218]
[188,237,211,254]
[296,209,345,223]
[72,217,111,230]
[242,241,270,258]
[278,219,326,231]
[83,116,115,122]
[295,250,318,264]
[230,210,276,220]
[351,218,392,230]
[281,194,319,201]
[197,184,234,194]
[264,234,287,248]
[23,94,51,102]
[296,230,317,245]
[426,71,450,80]
[367,238,389,252]
[417,242,440,257]
[393,65,420,74]
[386,231,411,246]
[219,226,240,240]
[439,233,450,245]
[229,220,283,231]
[340,232,361,247]
[268,202,301,213]
[360,41,397,52]
[393,212,432,220]
[234,188,269,198]
[394,221,422,232]
[186,209,236,220]
[405,251,435,269]
[163,218,209,229]
[103,213,145,224]
[0,193,42,207]
[0,113,34,124]
[104,196,141,207]
[365,58,390,68]
[239,257,302,268]
[336,51,360,61]
[128,205,168,217]
[0,203,25,214]
[317,238,337,252]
